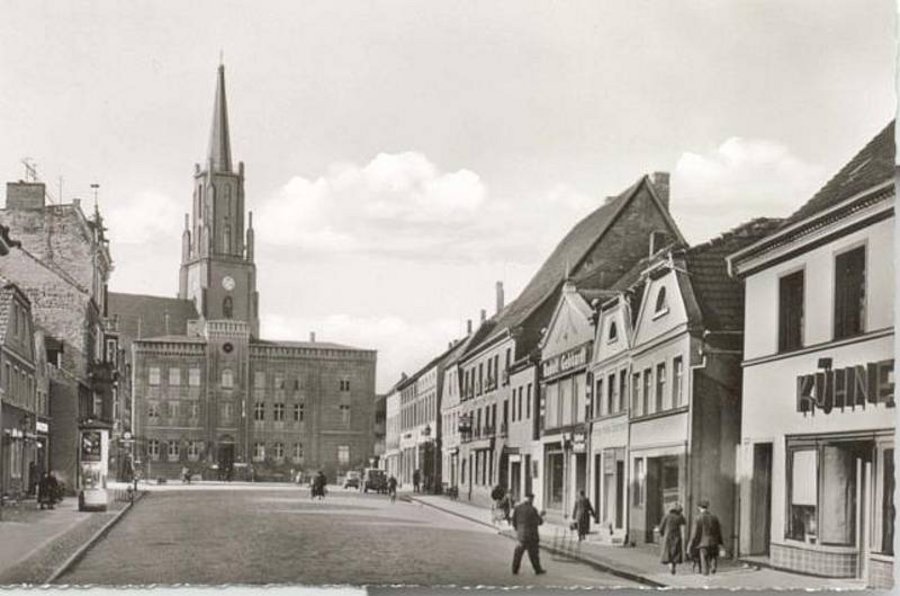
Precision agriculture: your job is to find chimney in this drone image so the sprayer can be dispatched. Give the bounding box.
[495,281,505,314]
[480,309,487,323]
[651,172,670,211]
[310,331,316,343]
[6,181,45,210]
[466,319,473,335]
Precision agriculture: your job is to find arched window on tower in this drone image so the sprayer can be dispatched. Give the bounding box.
[223,296,233,319]
[224,185,232,218]
[198,186,203,219]
[223,225,232,254]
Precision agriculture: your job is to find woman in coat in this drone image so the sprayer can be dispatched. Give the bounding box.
[571,490,596,541]
[659,504,687,574]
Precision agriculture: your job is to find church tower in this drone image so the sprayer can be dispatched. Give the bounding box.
[179,64,259,338]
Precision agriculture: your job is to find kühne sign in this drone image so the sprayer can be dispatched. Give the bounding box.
[796,359,894,414]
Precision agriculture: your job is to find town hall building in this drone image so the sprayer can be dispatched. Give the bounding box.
[109,65,377,482]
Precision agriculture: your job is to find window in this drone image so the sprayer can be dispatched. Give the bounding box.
[631,373,641,416]
[526,383,532,418]
[168,401,179,419]
[518,387,524,421]
[189,367,201,386]
[655,286,668,314]
[254,371,266,388]
[148,403,160,420]
[273,403,285,421]
[607,373,616,415]
[778,270,805,352]
[608,321,618,342]
[188,441,201,461]
[223,296,233,319]
[619,372,627,412]
[834,246,866,339]
[633,458,644,506]
[595,379,604,417]
[253,442,265,462]
[221,369,234,389]
[293,442,304,460]
[189,402,199,420]
[168,368,181,386]
[340,379,350,392]
[273,442,285,460]
[337,445,350,465]
[223,224,232,254]
[788,448,817,542]
[672,357,683,407]
[656,362,666,411]
[254,402,265,421]
[220,402,233,424]
[167,441,180,461]
[642,369,652,415]
[275,375,285,390]
[149,367,161,386]
[148,439,160,461]
[294,403,305,422]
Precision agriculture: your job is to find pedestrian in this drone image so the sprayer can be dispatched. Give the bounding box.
[511,493,547,576]
[658,504,686,575]
[388,474,398,503]
[38,472,53,510]
[413,469,421,493]
[314,470,327,500]
[491,485,507,526]
[688,499,723,575]
[182,466,190,484]
[571,490,596,542]
[46,472,60,509]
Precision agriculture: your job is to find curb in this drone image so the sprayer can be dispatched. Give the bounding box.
[44,491,146,584]
[408,496,665,588]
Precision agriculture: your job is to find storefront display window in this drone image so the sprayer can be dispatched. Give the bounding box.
[820,444,857,545]
[880,448,894,555]
[547,452,564,509]
[788,448,817,542]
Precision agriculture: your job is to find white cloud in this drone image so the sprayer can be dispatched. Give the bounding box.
[255,152,597,264]
[104,190,183,245]
[671,137,825,243]
[260,312,461,392]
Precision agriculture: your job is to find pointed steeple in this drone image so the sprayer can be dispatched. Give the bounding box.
[207,63,233,173]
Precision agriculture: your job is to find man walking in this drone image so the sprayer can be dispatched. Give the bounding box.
[511,493,546,576]
[688,499,723,575]
[412,469,421,493]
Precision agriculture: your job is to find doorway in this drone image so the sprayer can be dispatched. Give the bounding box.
[510,461,521,503]
[217,442,235,480]
[750,443,773,555]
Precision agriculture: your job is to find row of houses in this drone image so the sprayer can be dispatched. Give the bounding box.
[382,122,894,587]
[0,181,130,504]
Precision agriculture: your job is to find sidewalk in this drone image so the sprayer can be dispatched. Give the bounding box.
[408,494,870,591]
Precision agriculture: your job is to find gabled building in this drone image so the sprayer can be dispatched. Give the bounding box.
[626,218,781,553]
[727,122,894,587]
[455,172,684,506]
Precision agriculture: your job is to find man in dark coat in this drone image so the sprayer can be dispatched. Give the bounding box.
[511,493,546,575]
[688,499,723,575]
[413,469,421,493]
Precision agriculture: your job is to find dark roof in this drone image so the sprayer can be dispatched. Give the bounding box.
[474,176,679,356]
[684,218,783,330]
[781,121,894,228]
[107,292,199,344]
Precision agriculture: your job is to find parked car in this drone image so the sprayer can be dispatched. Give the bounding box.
[343,471,361,489]
[363,468,387,493]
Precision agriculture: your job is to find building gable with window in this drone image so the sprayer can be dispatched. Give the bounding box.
[727,122,894,587]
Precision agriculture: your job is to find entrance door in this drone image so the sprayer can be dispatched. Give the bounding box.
[217,443,235,480]
[594,454,603,522]
[645,459,661,542]
[615,460,625,529]
[524,455,532,497]
[510,462,521,503]
[750,443,773,555]
[575,454,587,494]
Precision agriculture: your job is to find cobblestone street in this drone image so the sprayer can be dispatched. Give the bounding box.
[54,486,638,587]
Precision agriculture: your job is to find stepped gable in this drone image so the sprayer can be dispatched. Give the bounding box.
[781,121,894,228]
[684,217,783,331]
[108,292,199,347]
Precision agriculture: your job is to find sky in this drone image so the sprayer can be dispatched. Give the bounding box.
[0,0,894,392]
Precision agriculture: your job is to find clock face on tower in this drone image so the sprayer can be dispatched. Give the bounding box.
[222,275,236,291]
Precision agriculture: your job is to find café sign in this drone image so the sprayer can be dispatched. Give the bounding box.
[797,359,894,415]
[543,343,590,378]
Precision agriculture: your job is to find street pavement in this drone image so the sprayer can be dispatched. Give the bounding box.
[55,484,641,587]
[407,494,872,591]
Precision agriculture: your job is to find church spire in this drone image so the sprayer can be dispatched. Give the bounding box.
[207,63,233,173]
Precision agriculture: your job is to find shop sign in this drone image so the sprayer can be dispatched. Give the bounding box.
[796,359,894,415]
[542,343,590,378]
[571,432,587,453]
[35,421,49,434]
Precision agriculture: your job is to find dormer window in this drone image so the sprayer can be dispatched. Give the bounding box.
[654,286,668,316]
[608,321,618,343]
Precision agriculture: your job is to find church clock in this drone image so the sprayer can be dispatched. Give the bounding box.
[222,275,236,291]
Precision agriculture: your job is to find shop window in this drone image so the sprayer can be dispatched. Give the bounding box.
[880,448,894,555]
[834,246,866,340]
[820,444,858,545]
[778,270,805,351]
[633,458,645,506]
[788,448,818,542]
